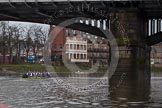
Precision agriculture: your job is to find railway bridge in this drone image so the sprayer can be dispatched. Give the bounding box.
[0,0,162,101]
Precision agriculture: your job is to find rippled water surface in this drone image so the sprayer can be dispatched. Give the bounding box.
[0,75,161,108]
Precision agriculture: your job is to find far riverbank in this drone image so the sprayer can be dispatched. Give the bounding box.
[2,63,162,77]
[0,63,108,77]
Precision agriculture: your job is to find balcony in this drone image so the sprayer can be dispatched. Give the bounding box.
[87,48,109,52]
[70,59,89,62]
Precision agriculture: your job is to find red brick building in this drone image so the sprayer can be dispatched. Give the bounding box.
[49,26,66,64]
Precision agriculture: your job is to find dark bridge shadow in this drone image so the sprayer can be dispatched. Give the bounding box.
[147,32,162,46]
[109,57,150,106]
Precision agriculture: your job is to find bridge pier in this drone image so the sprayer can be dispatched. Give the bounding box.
[109,9,151,101]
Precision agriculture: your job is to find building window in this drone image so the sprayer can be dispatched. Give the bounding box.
[73,30,77,36]
[81,54,83,59]
[77,54,79,59]
[70,53,72,59]
[74,54,76,59]
[54,44,57,49]
[60,44,62,50]
[77,44,79,50]
[66,44,69,49]
[74,44,76,50]
[59,55,62,59]
[84,54,86,59]
[84,45,86,50]
[81,45,83,50]
[70,44,72,49]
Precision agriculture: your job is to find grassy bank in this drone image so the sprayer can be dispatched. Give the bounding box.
[0,63,46,73]
[0,63,72,74]
[0,63,108,76]
[151,66,162,72]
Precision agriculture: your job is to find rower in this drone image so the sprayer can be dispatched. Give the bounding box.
[47,71,51,77]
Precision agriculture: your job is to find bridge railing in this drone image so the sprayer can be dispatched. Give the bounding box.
[148,19,162,36]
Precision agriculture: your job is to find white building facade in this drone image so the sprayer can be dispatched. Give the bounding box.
[65,36,89,62]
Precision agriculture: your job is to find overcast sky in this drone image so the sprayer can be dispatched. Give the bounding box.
[9,21,50,29]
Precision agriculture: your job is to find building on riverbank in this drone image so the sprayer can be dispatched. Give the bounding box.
[87,43,109,65]
[65,36,89,62]
[49,26,109,65]
[151,43,162,65]
[49,26,66,65]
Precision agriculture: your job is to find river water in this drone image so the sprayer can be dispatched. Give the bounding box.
[0,73,162,108]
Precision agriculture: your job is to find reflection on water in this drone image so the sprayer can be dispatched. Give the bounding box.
[0,74,161,108]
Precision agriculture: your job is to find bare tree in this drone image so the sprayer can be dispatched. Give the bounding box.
[7,25,14,63]
[0,22,49,63]
[6,24,24,63]
[39,26,49,44]
[26,25,49,61]
[22,25,34,62]
[0,22,8,64]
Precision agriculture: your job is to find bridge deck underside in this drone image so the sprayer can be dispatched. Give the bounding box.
[147,32,162,46]
[0,1,162,41]
[0,1,162,22]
